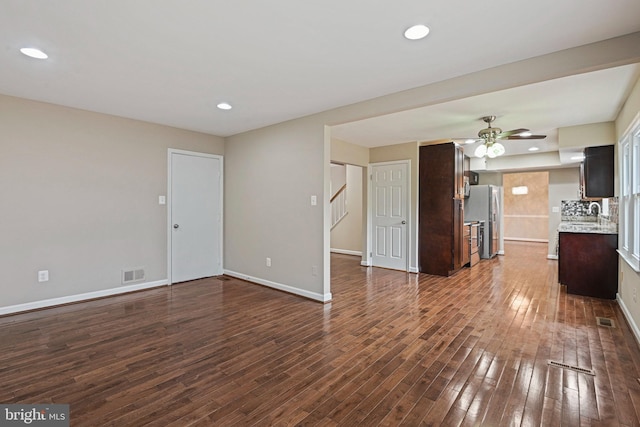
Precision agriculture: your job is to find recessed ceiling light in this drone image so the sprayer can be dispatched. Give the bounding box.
[528,147,540,152]
[216,102,232,110]
[404,24,430,40]
[20,47,48,59]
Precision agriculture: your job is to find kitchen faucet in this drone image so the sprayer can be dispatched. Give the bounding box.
[588,201,601,215]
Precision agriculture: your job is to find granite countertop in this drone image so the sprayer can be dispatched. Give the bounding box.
[558,221,618,234]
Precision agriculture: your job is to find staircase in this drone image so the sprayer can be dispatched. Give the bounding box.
[331,184,347,229]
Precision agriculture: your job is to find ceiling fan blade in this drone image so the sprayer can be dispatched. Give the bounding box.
[497,128,529,138]
[506,134,547,140]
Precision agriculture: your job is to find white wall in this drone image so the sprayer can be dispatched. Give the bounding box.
[615,72,640,341]
[0,94,224,310]
[547,168,581,257]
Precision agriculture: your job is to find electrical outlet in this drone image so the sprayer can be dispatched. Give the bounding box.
[38,270,49,282]
[266,257,271,267]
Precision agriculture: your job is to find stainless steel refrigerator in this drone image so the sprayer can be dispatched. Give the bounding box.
[464,185,501,259]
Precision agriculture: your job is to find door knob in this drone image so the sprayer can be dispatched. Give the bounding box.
[401,220,406,225]
[173,224,179,229]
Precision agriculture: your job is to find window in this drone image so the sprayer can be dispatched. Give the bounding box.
[619,115,640,271]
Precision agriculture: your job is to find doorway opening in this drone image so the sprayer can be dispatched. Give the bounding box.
[503,171,549,243]
[330,163,365,258]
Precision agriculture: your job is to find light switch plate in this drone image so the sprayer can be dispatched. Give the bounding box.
[159,196,166,205]
[552,206,559,213]
[311,195,317,206]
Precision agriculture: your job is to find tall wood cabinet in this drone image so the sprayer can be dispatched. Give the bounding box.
[419,142,465,276]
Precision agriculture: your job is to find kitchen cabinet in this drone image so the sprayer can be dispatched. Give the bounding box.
[419,142,465,276]
[580,145,614,199]
[558,231,618,299]
[462,224,471,267]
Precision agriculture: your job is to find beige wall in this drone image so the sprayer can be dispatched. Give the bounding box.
[615,73,640,339]
[503,172,549,242]
[370,142,419,272]
[224,117,329,300]
[0,94,224,308]
[2,33,637,310]
[331,138,369,167]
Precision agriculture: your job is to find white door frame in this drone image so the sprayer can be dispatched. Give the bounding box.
[167,149,224,285]
[365,160,411,272]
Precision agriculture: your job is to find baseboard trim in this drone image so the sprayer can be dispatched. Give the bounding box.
[0,279,168,317]
[618,294,640,348]
[224,270,331,303]
[409,267,419,273]
[504,238,549,243]
[330,248,362,257]
[361,261,371,267]
[547,255,558,260]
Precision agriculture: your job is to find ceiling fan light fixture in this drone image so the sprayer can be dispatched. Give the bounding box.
[528,146,540,152]
[474,144,487,158]
[519,131,533,137]
[489,142,505,157]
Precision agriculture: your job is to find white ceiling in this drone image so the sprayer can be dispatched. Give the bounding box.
[2,0,640,144]
[331,64,640,157]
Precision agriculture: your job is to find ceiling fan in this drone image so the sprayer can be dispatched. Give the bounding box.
[471,115,546,158]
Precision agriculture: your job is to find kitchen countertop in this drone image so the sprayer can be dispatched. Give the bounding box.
[558,221,618,234]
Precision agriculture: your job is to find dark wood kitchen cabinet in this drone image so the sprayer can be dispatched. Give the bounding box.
[419,142,465,276]
[580,145,614,199]
[558,232,618,299]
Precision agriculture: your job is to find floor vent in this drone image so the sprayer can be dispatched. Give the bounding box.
[122,268,145,284]
[596,317,615,328]
[548,360,595,376]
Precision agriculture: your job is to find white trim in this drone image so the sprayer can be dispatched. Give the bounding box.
[547,254,559,260]
[504,237,549,243]
[168,149,224,286]
[330,248,362,256]
[618,293,640,348]
[224,269,332,302]
[361,260,372,267]
[409,267,419,273]
[366,160,412,272]
[0,280,168,316]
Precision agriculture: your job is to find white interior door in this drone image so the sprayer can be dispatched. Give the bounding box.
[370,161,408,271]
[169,150,222,283]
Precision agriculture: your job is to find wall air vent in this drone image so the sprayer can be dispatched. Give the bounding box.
[122,267,145,284]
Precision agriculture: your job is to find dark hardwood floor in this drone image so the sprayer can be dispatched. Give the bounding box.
[2,242,640,426]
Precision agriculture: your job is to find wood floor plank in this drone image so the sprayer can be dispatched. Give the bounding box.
[1,242,639,426]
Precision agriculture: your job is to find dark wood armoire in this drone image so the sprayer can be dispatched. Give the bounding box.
[419,142,465,276]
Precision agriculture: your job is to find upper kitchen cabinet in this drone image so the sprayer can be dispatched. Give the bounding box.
[581,145,614,199]
[419,142,465,276]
